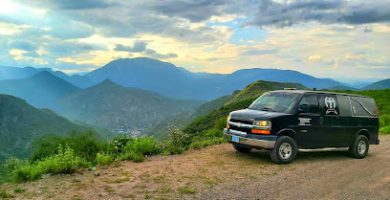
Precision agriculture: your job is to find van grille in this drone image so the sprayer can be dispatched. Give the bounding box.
[230,118,253,124]
[229,125,250,133]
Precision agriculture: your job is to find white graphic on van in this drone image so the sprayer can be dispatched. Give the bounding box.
[325,96,338,115]
[298,118,312,126]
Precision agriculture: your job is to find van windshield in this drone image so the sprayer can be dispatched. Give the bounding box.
[248,92,301,113]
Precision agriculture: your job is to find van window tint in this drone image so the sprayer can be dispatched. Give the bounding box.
[248,92,301,114]
[351,97,377,116]
[298,94,319,113]
[337,95,352,116]
[322,95,339,116]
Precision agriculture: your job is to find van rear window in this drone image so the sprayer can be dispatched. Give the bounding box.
[350,97,377,117]
[337,95,352,116]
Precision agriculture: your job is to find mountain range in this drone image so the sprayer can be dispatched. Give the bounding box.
[83,58,342,100]
[5,57,384,100]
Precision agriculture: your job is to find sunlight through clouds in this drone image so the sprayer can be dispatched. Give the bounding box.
[0,0,388,80]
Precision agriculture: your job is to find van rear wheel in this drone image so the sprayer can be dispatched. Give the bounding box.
[270,136,297,164]
[349,135,369,159]
[233,144,251,153]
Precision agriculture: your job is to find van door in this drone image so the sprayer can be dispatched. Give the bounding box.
[319,94,344,147]
[336,95,353,146]
[296,94,323,148]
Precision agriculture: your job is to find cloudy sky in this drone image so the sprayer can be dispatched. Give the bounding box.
[0,0,389,81]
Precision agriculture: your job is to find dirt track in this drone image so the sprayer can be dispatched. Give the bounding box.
[197,135,390,200]
[2,135,390,200]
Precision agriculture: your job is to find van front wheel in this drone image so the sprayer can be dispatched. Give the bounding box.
[349,135,369,159]
[270,136,297,164]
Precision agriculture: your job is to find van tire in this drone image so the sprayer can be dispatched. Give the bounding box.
[270,136,297,164]
[233,144,251,153]
[349,135,369,159]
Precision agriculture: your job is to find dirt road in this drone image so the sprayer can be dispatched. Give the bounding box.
[197,135,390,200]
[2,135,390,200]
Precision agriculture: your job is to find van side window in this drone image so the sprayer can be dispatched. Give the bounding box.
[337,95,352,116]
[351,97,377,116]
[321,95,339,116]
[298,94,319,113]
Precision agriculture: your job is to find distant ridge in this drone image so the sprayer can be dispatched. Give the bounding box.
[83,57,342,100]
[0,57,346,100]
[362,78,390,90]
[59,79,201,133]
[0,71,80,110]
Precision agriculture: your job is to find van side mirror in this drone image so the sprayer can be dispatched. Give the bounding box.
[298,104,310,113]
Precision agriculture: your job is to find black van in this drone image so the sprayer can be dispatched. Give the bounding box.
[224,90,380,164]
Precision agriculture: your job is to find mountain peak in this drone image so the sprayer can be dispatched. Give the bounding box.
[31,70,53,78]
[104,57,172,68]
[91,79,122,90]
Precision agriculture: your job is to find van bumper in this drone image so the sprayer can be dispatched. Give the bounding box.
[223,128,276,149]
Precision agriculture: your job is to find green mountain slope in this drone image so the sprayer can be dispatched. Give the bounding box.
[149,95,233,140]
[0,94,86,162]
[59,79,201,134]
[362,79,390,90]
[183,80,307,136]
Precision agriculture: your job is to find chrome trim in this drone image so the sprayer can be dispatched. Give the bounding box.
[299,147,349,152]
[224,129,275,149]
[228,121,253,129]
[228,129,247,136]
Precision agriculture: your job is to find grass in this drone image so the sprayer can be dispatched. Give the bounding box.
[157,185,172,194]
[0,190,13,199]
[13,187,25,194]
[178,185,196,194]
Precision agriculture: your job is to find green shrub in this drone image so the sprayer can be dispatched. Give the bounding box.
[124,137,161,156]
[31,131,104,162]
[12,145,90,182]
[114,137,159,162]
[204,129,223,138]
[163,126,189,154]
[163,143,185,155]
[96,153,114,166]
[214,117,227,130]
[128,151,144,163]
[12,163,41,182]
[105,134,133,156]
[380,126,390,134]
[380,114,390,127]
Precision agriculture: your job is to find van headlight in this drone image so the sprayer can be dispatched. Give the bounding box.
[226,114,231,129]
[253,120,271,130]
